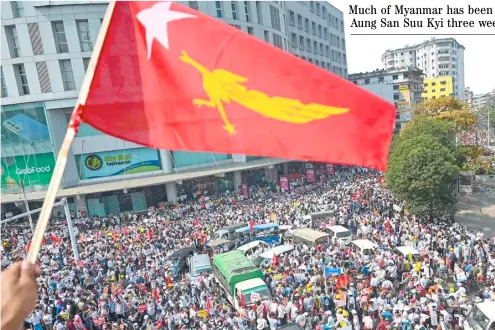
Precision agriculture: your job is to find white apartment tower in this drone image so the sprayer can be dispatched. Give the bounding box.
[381,38,465,100]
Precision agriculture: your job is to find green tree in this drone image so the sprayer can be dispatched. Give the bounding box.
[386,117,460,219]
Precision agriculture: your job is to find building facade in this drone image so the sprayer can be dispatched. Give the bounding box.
[1,1,345,217]
[381,37,465,101]
[421,76,455,101]
[349,67,424,131]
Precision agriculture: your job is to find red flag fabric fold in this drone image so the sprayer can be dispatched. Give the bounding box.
[77,1,395,171]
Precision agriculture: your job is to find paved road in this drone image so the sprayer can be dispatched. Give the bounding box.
[455,185,495,236]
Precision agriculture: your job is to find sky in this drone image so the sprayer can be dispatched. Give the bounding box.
[328,0,495,94]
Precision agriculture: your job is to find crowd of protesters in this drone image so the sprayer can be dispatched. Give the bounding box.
[2,166,495,330]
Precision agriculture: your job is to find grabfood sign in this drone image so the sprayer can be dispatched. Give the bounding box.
[1,153,56,189]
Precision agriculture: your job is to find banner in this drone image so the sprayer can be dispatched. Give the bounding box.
[326,164,335,175]
[1,153,55,190]
[1,105,51,145]
[306,168,316,183]
[325,267,343,277]
[240,183,249,199]
[78,148,161,179]
[279,176,289,191]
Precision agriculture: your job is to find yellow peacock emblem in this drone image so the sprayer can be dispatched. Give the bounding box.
[179,51,349,135]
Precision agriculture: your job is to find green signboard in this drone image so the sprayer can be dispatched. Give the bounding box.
[1,153,55,190]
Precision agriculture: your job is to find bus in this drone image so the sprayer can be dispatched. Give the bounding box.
[234,223,280,244]
[212,250,271,311]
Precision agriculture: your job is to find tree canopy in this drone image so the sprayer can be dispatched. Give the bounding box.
[386,116,460,219]
[413,96,477,131]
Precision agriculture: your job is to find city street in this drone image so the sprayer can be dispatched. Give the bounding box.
[456,182,495,235]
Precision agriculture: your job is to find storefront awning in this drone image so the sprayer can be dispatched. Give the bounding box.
[1,158,288,203]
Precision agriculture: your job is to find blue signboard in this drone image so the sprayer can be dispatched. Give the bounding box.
[324,267,342,277]
[78,148,161,179]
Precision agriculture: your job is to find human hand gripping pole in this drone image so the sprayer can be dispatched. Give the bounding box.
[26,1,116,263]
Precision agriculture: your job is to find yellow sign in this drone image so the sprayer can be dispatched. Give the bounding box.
[180,51,349,135]
[198,310,208,318]
[399,85,409,92]
[273,274,283,280]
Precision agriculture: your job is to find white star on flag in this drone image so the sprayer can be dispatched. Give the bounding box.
[136,2,196,60]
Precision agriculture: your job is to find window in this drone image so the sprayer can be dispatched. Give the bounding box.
[325,45,329,57]
[264,30,269,42]
[394,94,400,100]
[1,67,8,98]
[215,1,222,18]
[364,79,370,84]
[269,5,281,31]
[52,21,69,53]
[312,22,316,34]
[297,15,302,29]
[272,34,283,49]
[231,1,238,19]
[247,26,254,35]
[432,89,436,93]
[378,77,384,83]
[291,33,297,47]
[304,18,309,32]
[289,11,295,25]
[323,7,327,19]
[306,39,311,52]
[242,1,251,22]
[432,96,436,100]
[323,28,328,39]
[310,1,315,11]
[319,44,324,55]
[5,25,21,57]
[440,88,446,92]
[440,80,447,85]
[318,25,322,37]
[299,36,304,49]
[336,36,340,48]
[256,2,263,24]
[76,20,93,52]
[11,1,24,18]
[392,75,398,80]
[315,60,319,66]
[59,60,76,91]
[431,82,436,86]
[341,39,345,49]
[83,57,90,72]
[14,64,29,95]
[188,1,199,10]
[316,3,320,15]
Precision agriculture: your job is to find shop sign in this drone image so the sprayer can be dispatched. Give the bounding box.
[79,148,161,179]
[279,176,289,191]
[1,153,55,189]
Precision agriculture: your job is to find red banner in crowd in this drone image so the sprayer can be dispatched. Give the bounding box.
[306,168,316,183]
[241,183,249,199]
[279,176,289,191]
[326,164,335,175]
[138,304,147,312]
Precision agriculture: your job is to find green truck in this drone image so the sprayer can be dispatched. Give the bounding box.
[212,250,271,310]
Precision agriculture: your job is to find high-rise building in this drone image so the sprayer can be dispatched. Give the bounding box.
[349,67,424,131]
[381,37,465,101]
[1,1,345,217]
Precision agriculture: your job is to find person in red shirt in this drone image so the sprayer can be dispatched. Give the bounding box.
[377,316,389,330]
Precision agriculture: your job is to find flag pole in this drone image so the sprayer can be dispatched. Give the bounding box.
[27,1,117,263]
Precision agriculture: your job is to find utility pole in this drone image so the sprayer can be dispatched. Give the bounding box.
[19,180,34,231]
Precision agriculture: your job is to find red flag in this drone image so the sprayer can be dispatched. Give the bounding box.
[113,231,118,243]
[95,231,99,241]
[25,240,31,253]
[205,298,213,312]
[272,253,279,268]
[249,221,255,233]
[42,237,47,245]
[336,275,350,289]
[147,227,153,240]
[166,277,173,288]
[152,287,160,301]
[240,293,246,309]
[74,2,395,171]
[50,233,60,245]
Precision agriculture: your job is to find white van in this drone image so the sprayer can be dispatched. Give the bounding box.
[253,245,294,268]
[394,246,421,260]
[189,254,212,286]
[236,241,269,260]
[462,301,495,330]
[350,239,377,261]
[324,225,352,245]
